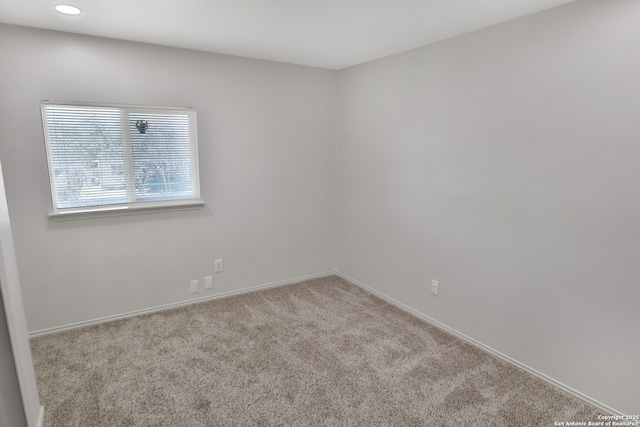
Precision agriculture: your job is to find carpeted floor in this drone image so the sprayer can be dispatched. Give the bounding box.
[31,275,604,426]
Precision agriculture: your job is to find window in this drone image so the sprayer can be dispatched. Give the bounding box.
[41,102,202,218]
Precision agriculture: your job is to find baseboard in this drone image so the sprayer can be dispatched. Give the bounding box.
[29,270,336,337]
[335,271,625,417]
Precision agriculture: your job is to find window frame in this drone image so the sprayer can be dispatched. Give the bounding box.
[40,101,204,220]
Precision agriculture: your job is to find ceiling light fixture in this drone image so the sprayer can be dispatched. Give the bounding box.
[54,4,82,16]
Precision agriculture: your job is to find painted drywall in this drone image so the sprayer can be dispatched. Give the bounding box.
[0,292,27,427]
[0,24,337,333]
[336,0,640,415]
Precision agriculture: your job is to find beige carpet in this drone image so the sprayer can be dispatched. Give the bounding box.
[31,276,603,426]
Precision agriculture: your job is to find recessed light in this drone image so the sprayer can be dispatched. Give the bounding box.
[54,4,82,16]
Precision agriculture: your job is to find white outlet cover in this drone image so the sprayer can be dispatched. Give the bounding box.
[431,279,439,296]
[204,276,213,289]
[214,259,223,272]
[190,280,199,294]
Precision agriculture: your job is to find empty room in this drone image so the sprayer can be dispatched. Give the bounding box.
[0,0,639,425]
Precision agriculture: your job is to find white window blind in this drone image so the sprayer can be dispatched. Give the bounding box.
[41,102,201,217]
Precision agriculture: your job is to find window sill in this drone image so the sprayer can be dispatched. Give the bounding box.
[48,199,206,221]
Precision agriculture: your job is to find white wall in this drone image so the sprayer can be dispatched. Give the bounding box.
[337,0,640,415]
[0,24,337,333]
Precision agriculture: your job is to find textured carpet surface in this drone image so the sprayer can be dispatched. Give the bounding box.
[31,276,603,426]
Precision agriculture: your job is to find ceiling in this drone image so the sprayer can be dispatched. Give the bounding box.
[0,0,577,69]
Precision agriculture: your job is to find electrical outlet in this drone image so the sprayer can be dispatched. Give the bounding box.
[430,279,439,296]
[214,259,223,273]
[190,280,199,294]
[204,276,213,290]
